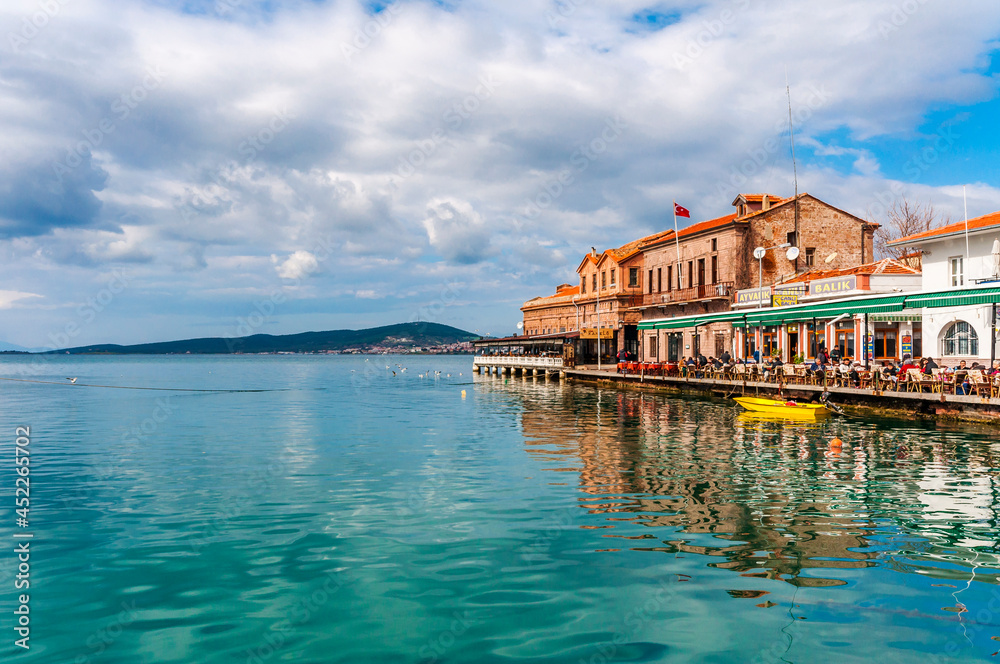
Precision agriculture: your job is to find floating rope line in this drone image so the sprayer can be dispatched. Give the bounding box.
[0,376,276,393]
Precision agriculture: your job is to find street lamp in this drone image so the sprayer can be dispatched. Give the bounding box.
[753,243,799,308]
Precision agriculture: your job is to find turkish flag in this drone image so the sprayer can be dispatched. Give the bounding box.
[674,203,691,218]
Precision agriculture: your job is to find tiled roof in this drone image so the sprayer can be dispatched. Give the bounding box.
[779,258,921,284]
[522,284,581,309]
[892,209,1000,244]
[639,213,738,250]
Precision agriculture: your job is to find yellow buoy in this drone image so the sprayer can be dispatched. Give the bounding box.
[461,390,467,399]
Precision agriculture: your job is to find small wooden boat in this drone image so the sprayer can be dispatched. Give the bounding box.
[734,396,831,419]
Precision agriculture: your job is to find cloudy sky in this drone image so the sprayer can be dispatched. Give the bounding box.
[1,0,999,348]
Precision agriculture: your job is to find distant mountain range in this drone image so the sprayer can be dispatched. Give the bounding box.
[47,322,479,355]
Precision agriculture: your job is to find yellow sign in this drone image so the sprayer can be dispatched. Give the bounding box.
[772,292,799,307]
[810,275,857,295]
[735,287,770,305]
[581,328,614,339]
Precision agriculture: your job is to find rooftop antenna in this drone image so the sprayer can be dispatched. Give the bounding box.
[786,69,800,268]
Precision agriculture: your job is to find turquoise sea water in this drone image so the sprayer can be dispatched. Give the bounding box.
[0,354,998,663]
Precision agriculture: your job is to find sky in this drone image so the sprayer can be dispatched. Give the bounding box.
[1,0,999,348]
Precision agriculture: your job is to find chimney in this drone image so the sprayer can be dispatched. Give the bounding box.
[762,195,770,211]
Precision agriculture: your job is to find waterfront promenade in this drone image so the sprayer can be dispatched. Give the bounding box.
[474,356,1000,423]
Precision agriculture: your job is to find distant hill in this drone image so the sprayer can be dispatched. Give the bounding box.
[51,322,478,355]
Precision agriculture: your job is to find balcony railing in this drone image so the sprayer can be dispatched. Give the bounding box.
[638,282,734,307]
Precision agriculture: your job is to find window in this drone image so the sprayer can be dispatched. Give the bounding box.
[602,271,606,289]
[581,277,586,294]
[687,262,693,289]
[629,267,639,288]
[943,321,978,356]
[711,238,718,252]
[592,274,597,291]
[786,231,797,246]
[648,335,658,359]
[950,257,964,287]
[805,248,815,267]
[667,266,672,291]
[657,268,662,292]
[647,269,653,293]
[610,269,616,286]
[711,256,718,284]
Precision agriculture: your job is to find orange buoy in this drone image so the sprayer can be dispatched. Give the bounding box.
[830,437,843,448]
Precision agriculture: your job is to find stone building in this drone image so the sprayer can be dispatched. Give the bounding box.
[520,191,878,365]
[639,193,878,362]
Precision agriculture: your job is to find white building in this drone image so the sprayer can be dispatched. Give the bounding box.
[888,210,1000,364]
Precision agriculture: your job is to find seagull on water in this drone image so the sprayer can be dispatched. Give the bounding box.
[66,377,78,384]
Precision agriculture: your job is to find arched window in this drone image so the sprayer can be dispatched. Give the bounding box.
[943,321,978,356]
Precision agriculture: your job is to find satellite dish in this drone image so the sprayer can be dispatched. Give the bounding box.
[786,246,800,260]
[753,247,766,260]
[516,322,524,330]
[825,252,838,264]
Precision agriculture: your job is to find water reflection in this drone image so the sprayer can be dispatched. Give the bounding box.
[485,375,1000,590]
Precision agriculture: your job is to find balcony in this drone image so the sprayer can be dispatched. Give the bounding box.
[638,282,735,308]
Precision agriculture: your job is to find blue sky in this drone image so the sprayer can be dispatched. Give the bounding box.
[1,0,999,348]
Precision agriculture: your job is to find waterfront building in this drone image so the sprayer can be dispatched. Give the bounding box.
[520,191,879,365]
[727,258,922,362]
[638,193,878,361]
[522,242,648,363]
[888,209,1000,364]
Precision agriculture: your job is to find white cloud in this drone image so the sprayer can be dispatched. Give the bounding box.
[0,0,999,344]
[273,250,319,280]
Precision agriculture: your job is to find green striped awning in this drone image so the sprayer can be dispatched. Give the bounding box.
[903,287,1000,309]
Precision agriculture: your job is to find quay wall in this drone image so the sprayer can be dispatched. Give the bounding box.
[557,368,1000,426]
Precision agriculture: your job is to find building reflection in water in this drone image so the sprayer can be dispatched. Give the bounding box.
[504,378,1000,589]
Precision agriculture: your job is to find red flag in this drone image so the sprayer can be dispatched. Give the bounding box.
[674,203,691,218]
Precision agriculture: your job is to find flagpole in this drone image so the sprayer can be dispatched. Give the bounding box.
[673,200,683,289]
[964,185,970,276]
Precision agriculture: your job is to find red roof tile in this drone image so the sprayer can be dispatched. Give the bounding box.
[780,258,920,284]
[893,209,1000,244]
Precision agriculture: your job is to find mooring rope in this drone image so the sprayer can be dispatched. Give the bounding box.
[0,376,275,393]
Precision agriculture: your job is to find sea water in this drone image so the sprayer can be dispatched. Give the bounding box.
[0,354,997,663]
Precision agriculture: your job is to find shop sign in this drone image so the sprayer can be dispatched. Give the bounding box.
[735,287,771,305]
[580,328,614,339]
[772,290,800,307]
[809,275,857,295]
[901,335,912,356]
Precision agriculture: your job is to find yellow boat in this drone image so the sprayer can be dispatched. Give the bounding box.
[734,396,831,419]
